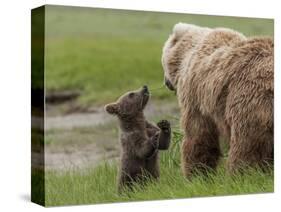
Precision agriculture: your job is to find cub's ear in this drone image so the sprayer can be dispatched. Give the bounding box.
[104,103,119,115]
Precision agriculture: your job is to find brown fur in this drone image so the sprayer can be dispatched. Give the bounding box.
[162,23,273,177]
[105,86,171,191]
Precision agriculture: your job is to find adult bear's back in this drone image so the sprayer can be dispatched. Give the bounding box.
[225,37,273,136]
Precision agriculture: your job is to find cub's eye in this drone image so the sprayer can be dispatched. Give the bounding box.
[129,92,135,98]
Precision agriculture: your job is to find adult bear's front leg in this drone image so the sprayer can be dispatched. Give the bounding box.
[181,112,221,178]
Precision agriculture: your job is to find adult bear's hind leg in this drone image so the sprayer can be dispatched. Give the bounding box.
[227,128,273,174]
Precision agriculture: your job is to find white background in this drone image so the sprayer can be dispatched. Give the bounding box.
[0,0,279,211]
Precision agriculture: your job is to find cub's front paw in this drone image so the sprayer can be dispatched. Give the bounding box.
[157,120,171,133]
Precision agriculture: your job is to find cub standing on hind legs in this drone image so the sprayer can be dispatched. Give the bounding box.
[105,85,171,192]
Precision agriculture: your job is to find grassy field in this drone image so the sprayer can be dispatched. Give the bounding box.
[32,5,275,206]
[41,131,273,206]
[44,5,273,106]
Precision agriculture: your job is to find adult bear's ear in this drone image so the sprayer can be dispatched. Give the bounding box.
[104,103,119,115]
[173,22,196,38]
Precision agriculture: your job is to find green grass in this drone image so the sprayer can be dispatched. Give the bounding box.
[43,131,273,206]
[43,5,274,106]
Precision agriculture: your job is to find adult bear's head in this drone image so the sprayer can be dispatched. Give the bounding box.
[161,23,210,92]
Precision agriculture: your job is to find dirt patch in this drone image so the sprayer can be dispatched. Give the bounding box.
[43,125,120,170]
[46,90,81,104]
[45,142,119,170]
[46,100,179,130]
[45,108,112,131]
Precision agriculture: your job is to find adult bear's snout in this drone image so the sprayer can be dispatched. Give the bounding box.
[164,78,175,91]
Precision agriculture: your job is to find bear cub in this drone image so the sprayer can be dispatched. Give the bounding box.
[105,85,171,192]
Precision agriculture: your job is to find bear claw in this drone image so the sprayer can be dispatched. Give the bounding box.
[157,120,171,132]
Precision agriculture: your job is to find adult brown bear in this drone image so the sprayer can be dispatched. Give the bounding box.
[161,23,273,177]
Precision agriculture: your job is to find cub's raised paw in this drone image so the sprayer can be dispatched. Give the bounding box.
[157,120,171,133]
